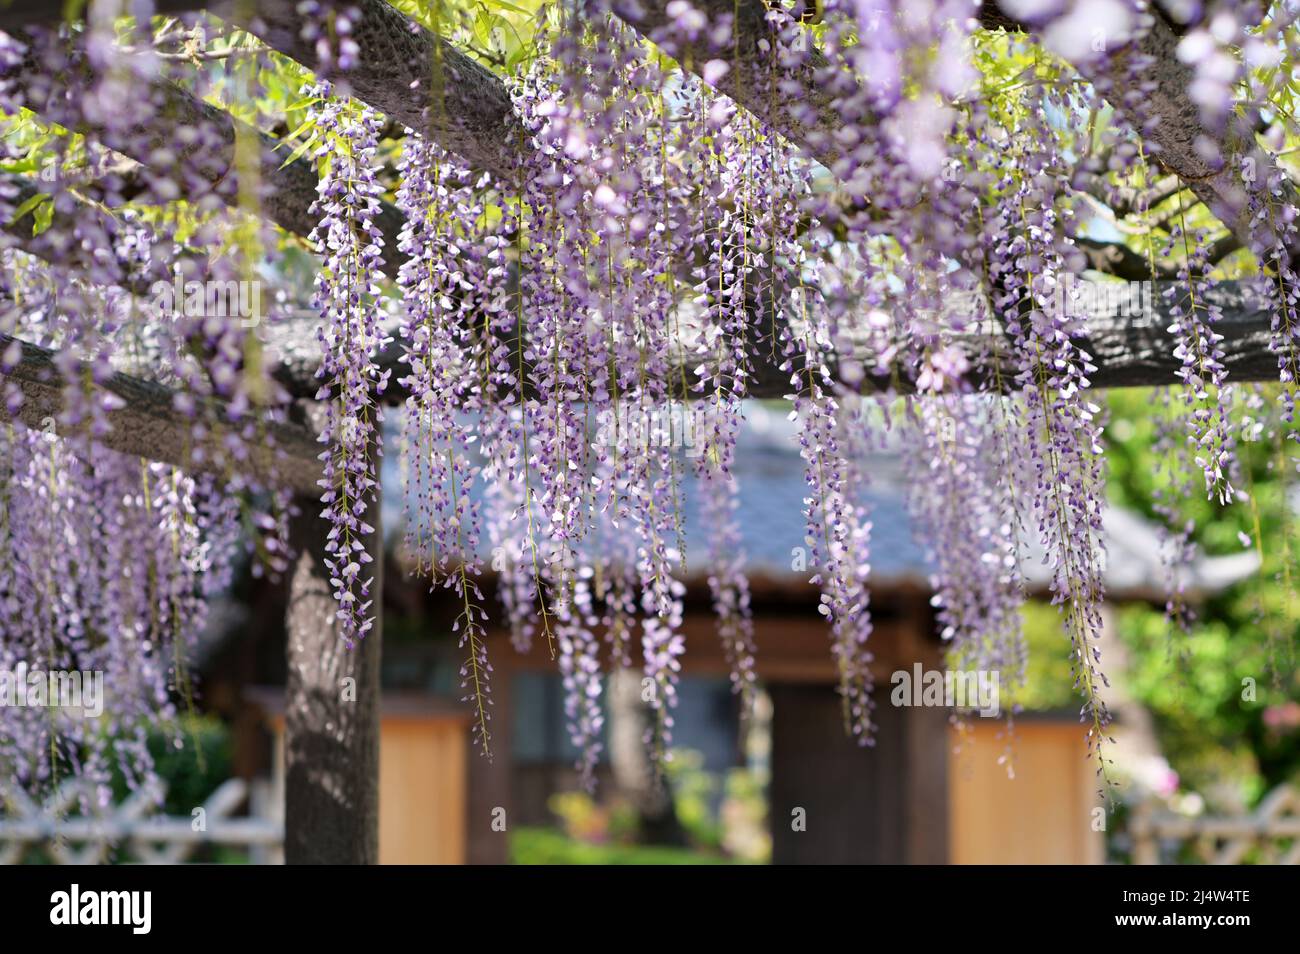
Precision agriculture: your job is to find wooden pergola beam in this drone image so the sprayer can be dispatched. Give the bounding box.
[269,279,1279,401]
[973,280,1278,392]
[975,2,1300,269]
[3,26,409,279]
[222,0,523,180]
[0,332,323,490]
[4,191,1281,468]
[2,172,324,488]
[611,0,849,171]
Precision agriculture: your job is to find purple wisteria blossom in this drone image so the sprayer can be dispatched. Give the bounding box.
[306,82,389,648]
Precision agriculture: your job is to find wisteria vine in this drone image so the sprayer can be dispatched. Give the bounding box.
[1,0,1299,800]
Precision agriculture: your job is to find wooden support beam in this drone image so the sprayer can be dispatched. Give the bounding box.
[284,481,383,864]
[0,332,323,490]
[872,280,1281,395]
[612,0,848,171]
[976,2,1300,268]
[273,278,1281,401]
[264,279,1283,407]
[2,26,409,278]
[3,164,1283,481]
[3,173,325,488]
[222,0,523,180]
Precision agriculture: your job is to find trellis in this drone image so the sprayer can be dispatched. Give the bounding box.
[0,0,1296,863]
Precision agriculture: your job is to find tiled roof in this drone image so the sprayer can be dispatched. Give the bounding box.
[381,402,1257,597]
[675,403,928,580]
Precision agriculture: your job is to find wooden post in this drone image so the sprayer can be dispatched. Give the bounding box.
[899,600,951,865]
[1131,800,1158,865]
[607,667,687,845]
[284,490,383,864]
[465,663,512,865]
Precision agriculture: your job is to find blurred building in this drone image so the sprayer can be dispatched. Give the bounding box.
[204,404,1256,864]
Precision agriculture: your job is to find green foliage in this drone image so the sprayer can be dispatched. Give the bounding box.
[547,789,641,843]
[1013,599,1082,713]
[510,826,741,864]
[985,386,1300,806]
[664,748,723,848]
[392,0,546,72]
[1105,389,1300,805]
[540,747,770,863]
[111,713,234,814]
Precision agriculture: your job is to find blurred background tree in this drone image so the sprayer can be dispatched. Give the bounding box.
[1101,387,1300,809]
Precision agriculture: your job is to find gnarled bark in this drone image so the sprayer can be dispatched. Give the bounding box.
[224,0,523,180]
[0,332,323,490]
[284,483,382,864]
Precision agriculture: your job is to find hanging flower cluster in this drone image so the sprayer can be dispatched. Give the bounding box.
[395,134,493,754]
[987,115,1114,758]
[0,424,242,804]
[305,81,389,648]
[0,11,304,797]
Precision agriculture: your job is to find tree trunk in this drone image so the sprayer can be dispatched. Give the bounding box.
[283,490,383,864]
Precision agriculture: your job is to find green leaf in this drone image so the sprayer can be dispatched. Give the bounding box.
[32,196,53,236]
[9,191,50,228]
[283,96,321,114]
[0,156,40,174]
[279,131,319,170]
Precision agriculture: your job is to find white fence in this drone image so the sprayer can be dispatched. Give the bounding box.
[1130,785,1300,864]
[0,777,283,864]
